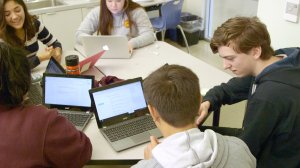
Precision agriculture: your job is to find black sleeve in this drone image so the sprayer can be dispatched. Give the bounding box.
[51,40,62,49]
[28,55,40,69]
[203,75,253,112]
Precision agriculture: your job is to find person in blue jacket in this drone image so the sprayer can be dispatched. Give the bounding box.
[197,16,300,168]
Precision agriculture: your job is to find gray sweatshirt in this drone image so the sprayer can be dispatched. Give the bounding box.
[75,6,155,49]
[131,129,256,168]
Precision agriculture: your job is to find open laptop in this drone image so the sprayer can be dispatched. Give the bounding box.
[46,57,66,74]
[80,35,132,59]
[89,77,162,152]
[43,73,94,131]
[79,50,105,73]
[28,57,66,105]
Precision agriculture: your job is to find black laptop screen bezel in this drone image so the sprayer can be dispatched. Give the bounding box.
[43,73,94,111]
[89,77,150,128]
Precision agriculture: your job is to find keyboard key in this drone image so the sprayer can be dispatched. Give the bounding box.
[59,111,92,127]
[103,116,156,142]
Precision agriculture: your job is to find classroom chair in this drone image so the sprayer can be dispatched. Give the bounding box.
[150,0,190,53]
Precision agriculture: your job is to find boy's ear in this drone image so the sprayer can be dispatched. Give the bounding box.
[252,46,262,59]
[148,104,160,122]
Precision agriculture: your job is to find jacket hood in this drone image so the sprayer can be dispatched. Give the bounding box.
[255,47,300,89]
[152,128,218,168]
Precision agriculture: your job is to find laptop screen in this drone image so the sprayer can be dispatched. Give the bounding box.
[46,57,66,74]
[91,78,147,121]
[43,74,94,109]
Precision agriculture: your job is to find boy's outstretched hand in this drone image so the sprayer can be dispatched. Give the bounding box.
[144,136,159,160]
[196,101,210,125]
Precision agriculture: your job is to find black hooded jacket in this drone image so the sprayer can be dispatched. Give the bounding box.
[203,47,300,168]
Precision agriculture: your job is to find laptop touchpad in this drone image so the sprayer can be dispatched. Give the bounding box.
[149,129,162,138]
[130,132,149,143]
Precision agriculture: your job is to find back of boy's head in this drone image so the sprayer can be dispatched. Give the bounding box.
[143,64,201,127]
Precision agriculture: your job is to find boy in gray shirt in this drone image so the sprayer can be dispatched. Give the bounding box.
[132,64,256,168]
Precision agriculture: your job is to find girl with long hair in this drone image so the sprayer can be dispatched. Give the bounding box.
[0,0,62,69]
[76,0,155,54]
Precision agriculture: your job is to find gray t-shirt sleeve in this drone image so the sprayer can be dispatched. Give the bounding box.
[75,6,100,45]
[128,8,155,49]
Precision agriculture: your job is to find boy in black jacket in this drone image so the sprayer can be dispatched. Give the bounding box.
[197,16,300,168]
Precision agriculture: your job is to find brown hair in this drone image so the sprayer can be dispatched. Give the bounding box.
[0,41,31,106]
[210,17,274,60]
[98,0,141,35]
[143,64,201,127]
[0,0,37,47]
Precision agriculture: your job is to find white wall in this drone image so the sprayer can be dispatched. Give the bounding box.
[257,0,300,49]
[211,0,257,35]
[182,0,205,18]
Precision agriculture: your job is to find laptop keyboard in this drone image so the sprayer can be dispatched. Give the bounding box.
[103,116,157,142]
[28,83,42,105]
[59,111,92,127]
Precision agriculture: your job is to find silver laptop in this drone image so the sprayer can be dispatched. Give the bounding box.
[28,57,66,105]
[89,77,162,152]
[80,35,132,59]
[43,73,94,131]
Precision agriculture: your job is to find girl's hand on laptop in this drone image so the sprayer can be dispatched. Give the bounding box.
[144,136,159,160]
[128,42,133,54]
